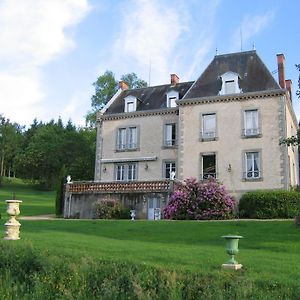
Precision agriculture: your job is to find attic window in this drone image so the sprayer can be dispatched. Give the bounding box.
[219,72,242,95]
[166,90,179,108]
[167,96,177,108]
[124,96,137,112]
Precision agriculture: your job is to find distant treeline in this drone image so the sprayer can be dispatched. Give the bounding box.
[0,115,95,189]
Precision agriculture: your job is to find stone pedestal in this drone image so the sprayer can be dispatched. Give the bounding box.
[4,200,22,240]
[222,263,243,270]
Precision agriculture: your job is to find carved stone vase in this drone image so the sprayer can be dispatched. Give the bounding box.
[221,235,243,270]
[4,200,22,240]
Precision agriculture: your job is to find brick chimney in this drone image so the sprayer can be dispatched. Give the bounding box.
[285,79,292,101]
[119,80,129,90]
[277,53,286,89]
[170,74,179,86]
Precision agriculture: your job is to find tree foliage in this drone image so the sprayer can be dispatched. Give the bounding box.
[86,71,147,126]
[0,115,23,177]
[13,119,95,189]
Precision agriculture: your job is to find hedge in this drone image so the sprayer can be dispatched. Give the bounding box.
[238,190,300,219]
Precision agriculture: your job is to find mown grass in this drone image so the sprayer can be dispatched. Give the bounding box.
[0,179,299,298]
[0,177,55,216]
[0,219,299,299]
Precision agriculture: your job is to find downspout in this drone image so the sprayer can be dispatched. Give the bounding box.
[94,112,103,181]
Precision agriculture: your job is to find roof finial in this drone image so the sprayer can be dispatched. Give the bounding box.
[252,43,256,50]
[215,48,218,56]
[240,28,243,52]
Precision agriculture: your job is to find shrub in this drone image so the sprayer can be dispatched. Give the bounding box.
[238,190,300,219]
[164,178,236,220]
[93,199,130,219]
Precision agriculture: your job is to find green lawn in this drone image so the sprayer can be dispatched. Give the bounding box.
[0,177,55,216]
[3,219,299,286]
[0,179,299,298]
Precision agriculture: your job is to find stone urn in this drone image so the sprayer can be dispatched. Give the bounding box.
[4,200,22,240]
[221,235,243,270]
[130,210,136,221]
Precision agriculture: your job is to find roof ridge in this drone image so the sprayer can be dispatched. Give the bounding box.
[126,80,194,91]
[215,50,256,58]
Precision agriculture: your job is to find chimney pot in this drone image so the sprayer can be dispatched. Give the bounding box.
[277,53,286,89]
[170,74,179,86]
[119,80,129,90]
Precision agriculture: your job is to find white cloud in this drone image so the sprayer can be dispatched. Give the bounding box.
[0,0,91,125]
[112,0,185,85]
[107,0,220,85]
[232,11,275,51]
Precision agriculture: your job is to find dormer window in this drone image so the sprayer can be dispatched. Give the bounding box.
[166,90,179,108]
[219,72,242,95]
[124,96,137,112]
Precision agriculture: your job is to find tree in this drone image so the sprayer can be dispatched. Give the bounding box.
[86,71,147,126]
[0,115,23,177]
[120,73,147,89]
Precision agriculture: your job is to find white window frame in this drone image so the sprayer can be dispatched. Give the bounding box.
[164,161,176,179]
[201,153,217,179]
[202,113,216,140]
[116,126,138,151]
[164,123,177,146]
[117,128,127,150]
[166,90,179,108]
[128,127,137,149]
[244,109,260,136]
[115,163,138,181]
[245,152,260,179]
[124,96,137,112]
[219,71,241,95]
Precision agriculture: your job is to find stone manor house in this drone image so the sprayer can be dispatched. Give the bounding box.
[64,50,299,219]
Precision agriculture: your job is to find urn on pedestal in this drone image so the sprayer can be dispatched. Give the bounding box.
[4,200,22,240]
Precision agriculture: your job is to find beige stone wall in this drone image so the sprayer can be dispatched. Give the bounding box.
[178,96,286,195]
[285,99,299,187]
[100,112,178,181]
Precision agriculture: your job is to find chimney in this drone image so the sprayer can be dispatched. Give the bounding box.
[170,74,179,86]
[277,53,286,89]
[285,79,292,101]
[119,80,129,90]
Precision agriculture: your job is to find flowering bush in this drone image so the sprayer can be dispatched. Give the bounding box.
[164,178,236,220]
[93,200,130,219]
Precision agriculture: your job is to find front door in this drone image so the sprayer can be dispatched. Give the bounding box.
[148,197,161,220]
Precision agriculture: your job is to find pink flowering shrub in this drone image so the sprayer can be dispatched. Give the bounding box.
[164,178,236,220]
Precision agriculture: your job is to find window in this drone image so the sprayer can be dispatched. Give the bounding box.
[244,110,259,136]
[202,154,216,179]
[116,163,137,181]
[124,96,137,112]
[164,123,176,146]
[117,128,126,150]
[245,152,260,179]
[202,114,216,140]
[167,96,177,108]
[127,101,134,112]
[128,127,137,149]
[164,161,176,179]
[116,164,125,181]
[116,126,138,151]
[225,80,235,94]
[219,72,241,95]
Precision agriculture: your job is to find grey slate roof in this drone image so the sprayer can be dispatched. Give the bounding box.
[184,50,280,99]
[104,81,194,114]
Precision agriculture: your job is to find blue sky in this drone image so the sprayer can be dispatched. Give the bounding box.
[1,0,299,126]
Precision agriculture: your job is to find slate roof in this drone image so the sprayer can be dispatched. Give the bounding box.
[184,50,281,99]
[104,81,194,114]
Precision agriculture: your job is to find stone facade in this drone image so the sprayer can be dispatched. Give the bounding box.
[67,51,299,219]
